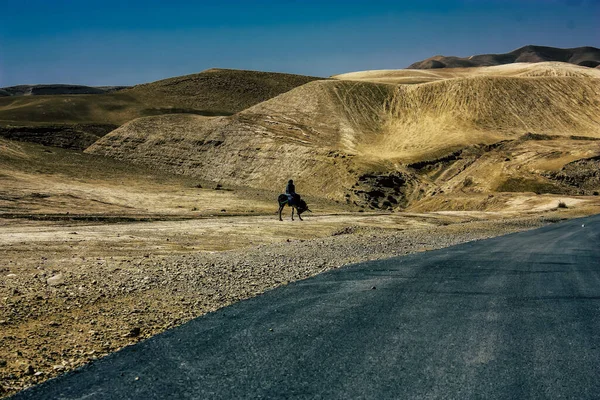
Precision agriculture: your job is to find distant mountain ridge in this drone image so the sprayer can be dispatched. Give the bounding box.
[0,84,129,96]
[408,45,600,69]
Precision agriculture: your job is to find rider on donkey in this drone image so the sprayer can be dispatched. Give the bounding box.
[286,179,300,206]
[279,179,310,221]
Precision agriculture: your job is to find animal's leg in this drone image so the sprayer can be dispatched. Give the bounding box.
[291,207,294,221]
[298,212,303,221]
[278,205,284,221]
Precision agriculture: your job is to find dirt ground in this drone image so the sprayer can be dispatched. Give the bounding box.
[3,208,600,397]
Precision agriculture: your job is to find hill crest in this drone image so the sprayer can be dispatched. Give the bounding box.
[334,62,600,85]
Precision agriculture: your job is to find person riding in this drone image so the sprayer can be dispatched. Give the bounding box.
[286,179,299,206]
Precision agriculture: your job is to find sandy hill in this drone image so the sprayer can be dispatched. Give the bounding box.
[87,66,600,209]
[409,45,600,69]
[0,84,129,96]
[334,61,600,84]
[0,69,322,149]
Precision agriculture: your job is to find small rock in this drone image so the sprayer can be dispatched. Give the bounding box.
[127,327,141,337]
[371,286,377,290]
[53,365,65,371]
[34,371,43,377]
[0,359,7,367]
[47,274,64,286]
[24,365,34,375]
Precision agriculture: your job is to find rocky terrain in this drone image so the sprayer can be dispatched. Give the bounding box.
[4,136,599,398]
[1,47,600,398]
[0,212,581,397]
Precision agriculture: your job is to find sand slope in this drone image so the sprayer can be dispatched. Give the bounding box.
[333,62,600,84]
[87,62,600,208]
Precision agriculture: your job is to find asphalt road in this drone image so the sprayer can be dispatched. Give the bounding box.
[13,214,600,399]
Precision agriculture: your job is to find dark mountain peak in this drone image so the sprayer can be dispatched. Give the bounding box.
[409,45,600,69]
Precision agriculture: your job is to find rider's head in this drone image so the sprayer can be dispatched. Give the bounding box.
[288,179,294,184]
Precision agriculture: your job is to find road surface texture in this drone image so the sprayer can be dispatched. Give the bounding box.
[13,214,600,399]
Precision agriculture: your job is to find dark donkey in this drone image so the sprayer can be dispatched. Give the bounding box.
[278,194,311,221]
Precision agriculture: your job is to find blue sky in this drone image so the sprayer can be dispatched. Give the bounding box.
[0,0,598,86]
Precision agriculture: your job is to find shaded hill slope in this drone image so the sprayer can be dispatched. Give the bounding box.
[0,124,118,150]
[0,69,322,148]
[87,74,600,208]
[409,45,600,69]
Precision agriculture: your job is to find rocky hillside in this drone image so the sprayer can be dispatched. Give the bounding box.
[86,64,600,209]
[408,45,600,69]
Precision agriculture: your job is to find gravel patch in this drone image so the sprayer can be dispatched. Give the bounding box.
[0,215,555,396]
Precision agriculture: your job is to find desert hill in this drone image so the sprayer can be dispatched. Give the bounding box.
[87,63,600,209]
[125,68,323,115]
[408,45,600,69]
[333,61,600,84]
[0,69,322,149]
